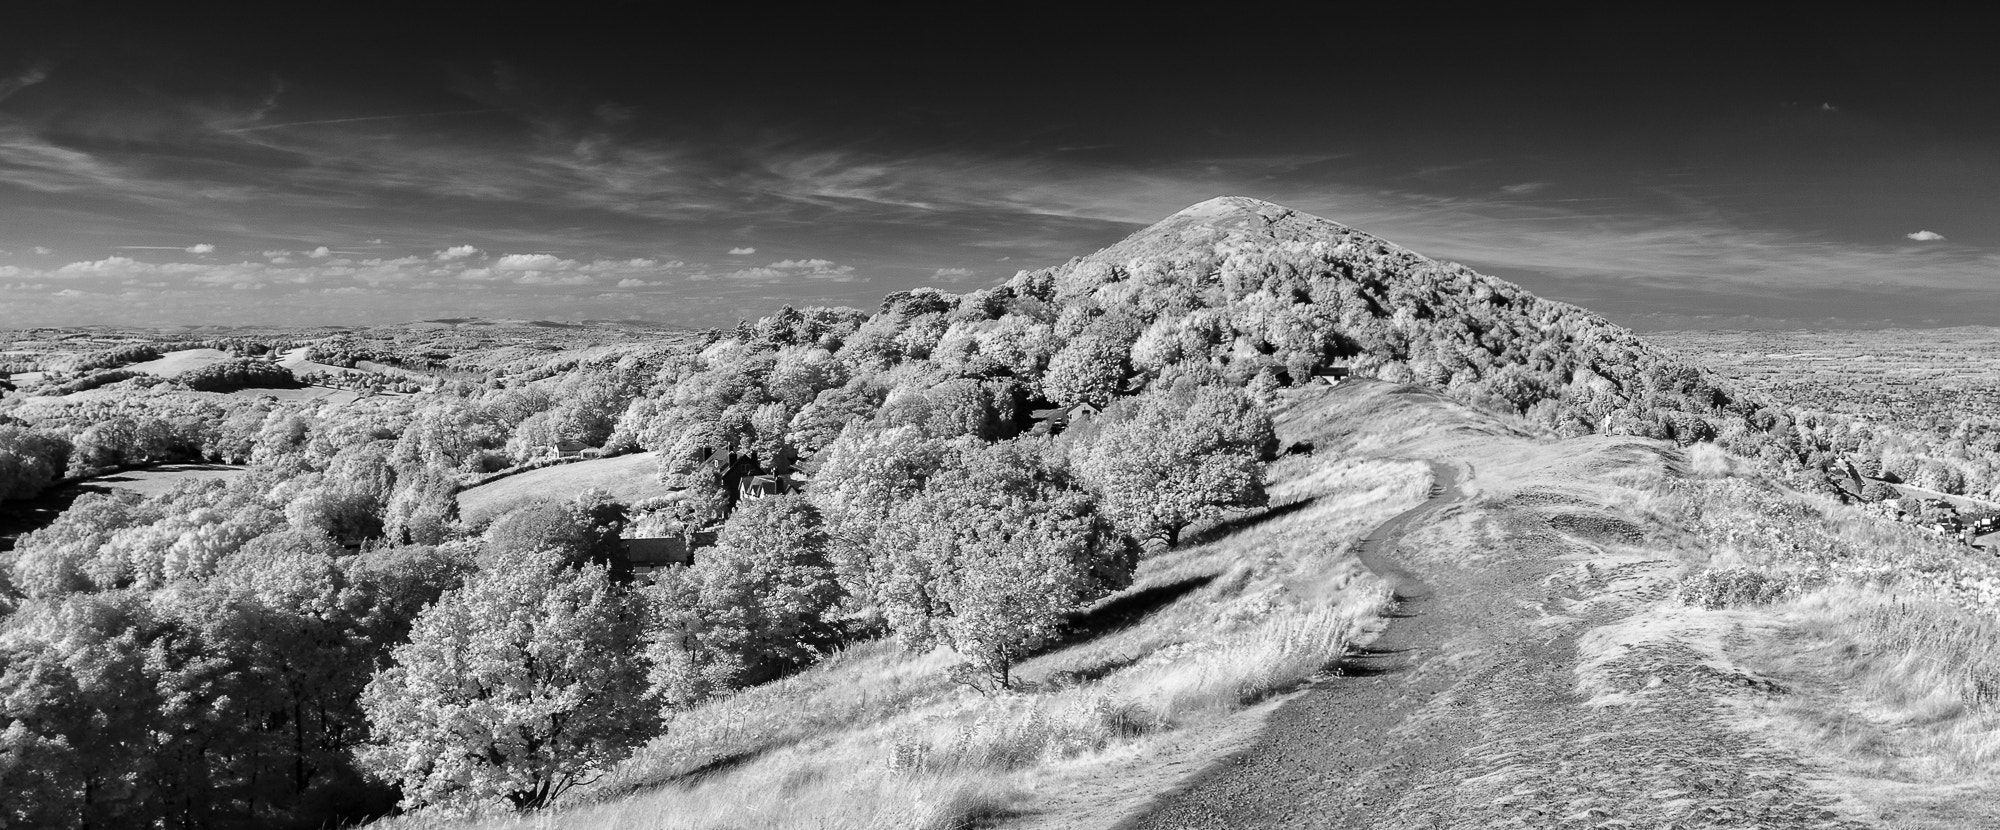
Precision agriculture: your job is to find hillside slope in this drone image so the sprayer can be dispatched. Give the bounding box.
[1122,381,1875,829]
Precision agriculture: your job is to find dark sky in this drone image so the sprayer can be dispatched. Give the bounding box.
[3,5,1997,329]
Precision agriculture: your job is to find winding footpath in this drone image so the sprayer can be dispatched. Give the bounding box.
[1118,447,1868,830]
[1116,461,1468,830]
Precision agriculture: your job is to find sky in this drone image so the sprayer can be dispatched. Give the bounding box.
[2,7,1998,331]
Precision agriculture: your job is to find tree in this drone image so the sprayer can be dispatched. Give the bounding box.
[0,424,71,501]
[358,548,656,810]
[643,495,842,708]
[874,440,1130,687]
[804,425,948,606]
[1860,481,1900,502]
[1072,384,1273,547]
[481,490,627,574]
[0,594,165,829]
[1040,334,1128,408]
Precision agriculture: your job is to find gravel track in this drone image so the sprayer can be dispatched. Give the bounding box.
[1117,453,1869,830]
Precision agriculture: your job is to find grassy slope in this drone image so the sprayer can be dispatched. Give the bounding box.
[124,348,229,377]
[457,452,674,525]
[382,377,2000,828]
[84,463,246,497]
[377,386,1432,829]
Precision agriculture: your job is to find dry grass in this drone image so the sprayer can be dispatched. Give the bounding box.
[374,454,1428,830]
[1762,586,2000,778]
[1648,446,2000,823]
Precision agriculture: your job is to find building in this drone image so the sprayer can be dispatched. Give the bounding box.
[740,473,789,500]
[1313,366,1352,386]
[621,530,718,577]
[1030,401,1102,432]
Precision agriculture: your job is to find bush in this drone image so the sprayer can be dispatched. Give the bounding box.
[1674,566,1824,609]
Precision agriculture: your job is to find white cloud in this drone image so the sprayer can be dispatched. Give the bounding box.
[778,258,858,281]
[932,267,976,282]
[306,246,331,258]
[616,278,652,288]
[261,250,291,258]
[720,258,860,283]
[32,246,51,255]
[495,253,575,271]
[729,246,756,255]
[513,270,592,286]
[367,238,385,244]
[184,243,215,254]
[437,244,480,260]
[1907,230,1946,241]
[55,256,143,276]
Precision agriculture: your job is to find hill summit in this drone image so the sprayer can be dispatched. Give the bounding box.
[1084,196,1381,263]
[1002,195,1760,451]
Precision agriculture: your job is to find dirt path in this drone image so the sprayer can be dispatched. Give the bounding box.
[1117,447,1870,830]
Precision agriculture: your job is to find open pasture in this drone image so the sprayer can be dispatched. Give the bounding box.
[457,452,673,524]
[124,348,230,377]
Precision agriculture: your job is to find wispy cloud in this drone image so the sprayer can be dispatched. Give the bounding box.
[223,109,504,134]
[729,246,756,255]
[718,257,860,283]
[0,63,50,103]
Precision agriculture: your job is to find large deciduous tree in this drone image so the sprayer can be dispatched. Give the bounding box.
[875,440,1131,687]
[358,548,655,810]
[805,424,948,606]
[643,494,842,708]
[1071,384,1274,548]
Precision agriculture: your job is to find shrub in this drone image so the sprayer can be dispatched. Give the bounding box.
[1674,566,1825,609]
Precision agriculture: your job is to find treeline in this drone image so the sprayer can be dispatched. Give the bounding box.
[177,358,299,393]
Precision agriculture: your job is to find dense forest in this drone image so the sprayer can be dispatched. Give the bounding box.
[0,197,1992,827]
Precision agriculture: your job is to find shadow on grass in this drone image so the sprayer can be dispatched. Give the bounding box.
[1181,497,1318,548]
[1067,574,1216,639]
[1335,644,1413,678]
[585,745,786,803]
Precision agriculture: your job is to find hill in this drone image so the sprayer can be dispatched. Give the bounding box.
[388,379,2000,828]
[13,197,2000,829]
[373,198,2000,826]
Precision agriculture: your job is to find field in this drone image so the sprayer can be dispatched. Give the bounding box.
[83,463,247,497]
[275,345,369,377]
[457,452,675,524]
[1649,326,2000,427]
[124,347,230,377]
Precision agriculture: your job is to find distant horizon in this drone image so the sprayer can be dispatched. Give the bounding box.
[5,9,1998,330]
